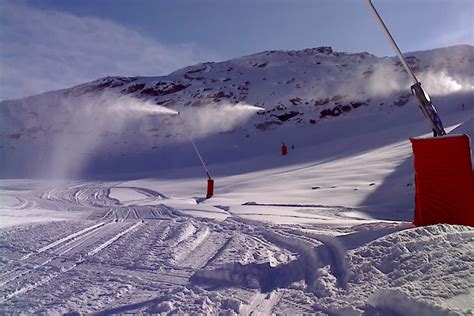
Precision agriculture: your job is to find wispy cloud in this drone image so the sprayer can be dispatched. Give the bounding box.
[0,3,217,100]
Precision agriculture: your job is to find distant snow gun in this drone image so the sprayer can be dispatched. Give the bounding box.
[365,0,446,137]
[177,112,214,199]
[281,142,288,156]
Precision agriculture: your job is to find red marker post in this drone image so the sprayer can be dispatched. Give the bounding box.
[281,142,287,156]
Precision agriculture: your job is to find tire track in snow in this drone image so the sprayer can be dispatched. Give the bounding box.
[262,229,348,292]
[111,186,168,206]
[0,222,109,284]
[88,222,142,256]
[0,222,115,287]
[0,195,35,210]
[93,205,177,221]
[172,226,210,263]
[178,232,230,269]
[40,182,120,208]
[53,222,119,257]
[20,221,107,260]
[0,221,143,303]
[278,296,315,314]
[78,263,190,287]
[241,290,283,316]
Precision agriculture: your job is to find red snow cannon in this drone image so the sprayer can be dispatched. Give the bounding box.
[281,143,287,156]
[206,178,214,199]
[410,134,474,227]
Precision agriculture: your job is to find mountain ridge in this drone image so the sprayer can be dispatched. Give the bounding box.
[1,44,472,178]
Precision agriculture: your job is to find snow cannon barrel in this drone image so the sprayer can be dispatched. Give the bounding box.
[281,143,287,156]
[410,134,474,227]
[206,178,214,199]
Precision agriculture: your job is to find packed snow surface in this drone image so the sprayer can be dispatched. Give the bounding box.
[1,45,473,314]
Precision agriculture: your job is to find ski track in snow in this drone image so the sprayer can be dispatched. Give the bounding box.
[0,220,141,304]
[0,180,472,314]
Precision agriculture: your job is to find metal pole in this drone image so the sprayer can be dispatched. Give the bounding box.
[365,0,418,85]
[177,113,212,179]
[365,0,446,136]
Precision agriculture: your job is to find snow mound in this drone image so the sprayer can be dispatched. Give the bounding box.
[348,224,474,314]
[366,289,460,316]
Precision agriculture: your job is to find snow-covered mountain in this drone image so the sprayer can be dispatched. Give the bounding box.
[1,44,473,179]
[1,45,473,314]
[0,45,474,177]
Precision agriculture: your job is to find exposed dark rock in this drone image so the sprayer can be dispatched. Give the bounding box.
[186,67,206,74]
[393,94,411,107]
[274,111,300,122]
[289,97,302,105]
[314,95,345,107]
[123,83,146,94]
[341,105,352,112]
[184,73,204,80]
[141,83,189,97]
[316,46,333,54]
[350,100,368,109]
[314,98,331,106]
[320,107,342,118]
[142,88,159,96]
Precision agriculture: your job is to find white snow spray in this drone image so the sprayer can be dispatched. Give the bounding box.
[108,96,179,116]
[419,70,471,96]
[176,102,265,139]
[39,92,179,178]
[5,91,264,179]
[175,102,265,179]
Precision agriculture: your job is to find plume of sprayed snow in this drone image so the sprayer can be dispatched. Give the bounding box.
[7,93,263,178]
[419,70,471,96]
[177,102,265,139]
[36,92,178,178]
[108,96,179,116]
[365,62,407,96]
[325,61,408,100]
[345,59,473,99]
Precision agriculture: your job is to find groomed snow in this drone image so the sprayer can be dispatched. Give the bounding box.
[1,45,473,314]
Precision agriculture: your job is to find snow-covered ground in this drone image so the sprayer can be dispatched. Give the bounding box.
[1,45,473,314]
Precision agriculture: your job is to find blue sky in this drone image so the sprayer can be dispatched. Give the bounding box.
[1,0,472,100]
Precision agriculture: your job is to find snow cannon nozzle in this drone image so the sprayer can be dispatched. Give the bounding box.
[410,82,447,137]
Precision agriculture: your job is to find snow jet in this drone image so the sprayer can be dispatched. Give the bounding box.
[109,97,179,116]
[348,63,472,99]
[34,92,178,178]
[176,102,265,139]
[1,91,264,178]
[419,70,472,96]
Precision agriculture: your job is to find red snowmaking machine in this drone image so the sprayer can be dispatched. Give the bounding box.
[366,0,474,227]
